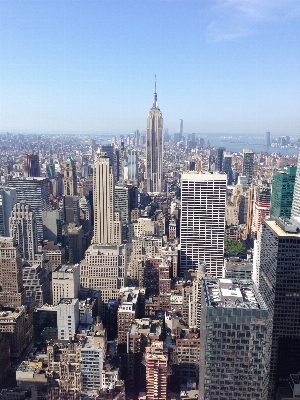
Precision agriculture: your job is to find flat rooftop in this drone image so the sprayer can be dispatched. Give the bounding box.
[181,171,227,181]
[58,298,78,306]
[203,278,267,310]
[267,219,300,237]
[55,264,78,273]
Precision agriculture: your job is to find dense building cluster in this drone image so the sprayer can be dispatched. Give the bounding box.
[0,89,299,400]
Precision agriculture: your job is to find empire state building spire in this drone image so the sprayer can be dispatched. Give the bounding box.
[146,76,164,193]
[153,74,158,108]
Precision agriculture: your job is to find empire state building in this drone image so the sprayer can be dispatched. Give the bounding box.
[146,80,163,193]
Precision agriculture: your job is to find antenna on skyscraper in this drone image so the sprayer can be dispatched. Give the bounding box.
[153,74,157,108]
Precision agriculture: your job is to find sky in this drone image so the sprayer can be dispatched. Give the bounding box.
[0,0,300,136]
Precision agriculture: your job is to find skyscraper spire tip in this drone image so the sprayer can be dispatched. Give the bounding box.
[153,75,157,108]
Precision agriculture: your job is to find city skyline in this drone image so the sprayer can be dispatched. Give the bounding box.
[1,0,300,135]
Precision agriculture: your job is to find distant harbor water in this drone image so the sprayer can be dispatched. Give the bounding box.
[200,134,299,156]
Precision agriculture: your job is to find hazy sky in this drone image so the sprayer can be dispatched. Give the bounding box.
[1,0,300,135]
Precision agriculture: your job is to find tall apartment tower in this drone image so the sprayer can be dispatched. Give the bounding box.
[63,157,77,196]
[178,119,183,140]
[8,178,49,242]
[180,171,227,277]
[0,237,26,308]
[291,151,300,218]
[223,154,233,184]
[259,218,300,399]
[251,186,271,238]
[145,341,167,400]
[23,154,40,177]
[242,149,254,185]
[9,202,38,260]
[127,149,139,184]
[216,147,224,172]
[93,151,121,244]
[115,185,130,240]
[146,80,163,193]
[0,187,17,236]
[270,165,296,219]
[199,278,269,399]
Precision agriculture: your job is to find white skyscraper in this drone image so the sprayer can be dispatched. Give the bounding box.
[291,150,300,218]
[146,79,163,193]
[93,151,121,244]
[180,171,227,277]
[178,119,183,140]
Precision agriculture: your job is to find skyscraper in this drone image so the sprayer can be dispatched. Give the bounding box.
[146,79,163,193]
[199,278,269,399]
[0,187,17,237]
[0,237,26,308]
[23,154,40,177]
[101,144,116,183]
[8,178,49,242]
[180,171,227,277]
[291,151,300,218]
[9,202,37,260]
[127,149,139,184]
[223,154,233,184]
[63,157,77,196]
[242,149,254,185]
[259,218,300,399]
[270,165,296,219]
[93,151,121,244]
[178,119,183,140]
[216,147,224,172]
[251,186,271,238]
[145,341,167,400]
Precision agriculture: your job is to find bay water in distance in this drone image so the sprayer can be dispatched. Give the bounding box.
[197,133,299,156]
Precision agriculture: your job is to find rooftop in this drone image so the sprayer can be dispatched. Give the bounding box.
[203,278,267,310]
[0,306,26,320]
[58,298,78,306]
[55,264,79,273]
[267,218,300,236]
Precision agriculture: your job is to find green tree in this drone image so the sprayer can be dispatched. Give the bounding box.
[224,239,247,254]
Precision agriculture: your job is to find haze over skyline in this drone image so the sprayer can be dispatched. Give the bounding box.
[1,0,300,135]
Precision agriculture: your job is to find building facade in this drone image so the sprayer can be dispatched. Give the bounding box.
[8,178,49,242]
[251,187,271,238]
[0,237,26,308]
[180,171,227,277]
[52,264,80,306]
[63,157,77,196]
[259,218,300,399]
[242,149,254,185]
[0,187,17,237]
[93,151,121,244]
[199,278,269,399]
[23,154,40,178]
[145,341,167,400]
[270,166,296,219]
[146,82,163,193]
[80,243,127,307]
[291,151,300,218]
[9,202,38,260]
